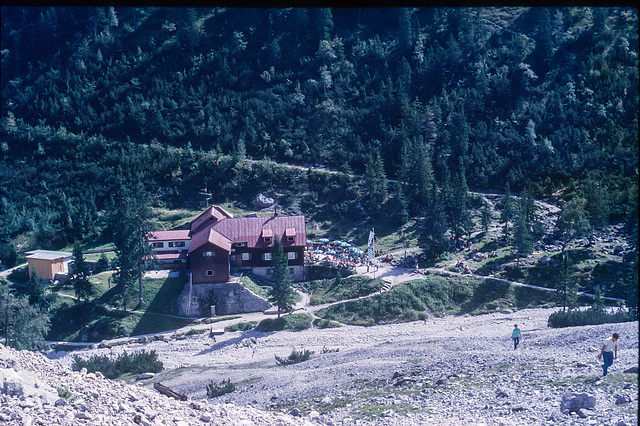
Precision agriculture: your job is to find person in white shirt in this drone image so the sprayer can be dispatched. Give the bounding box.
[598,333,619,376]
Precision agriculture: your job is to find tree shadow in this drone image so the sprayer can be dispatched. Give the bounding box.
[131,271,189,336]
[196,329,275,356]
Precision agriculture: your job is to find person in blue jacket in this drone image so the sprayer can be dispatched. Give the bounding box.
[512,324,521,350]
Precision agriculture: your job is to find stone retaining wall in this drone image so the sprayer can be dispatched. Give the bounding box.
[177,280,271,317]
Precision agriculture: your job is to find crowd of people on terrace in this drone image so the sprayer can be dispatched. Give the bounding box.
[305,239,366,271]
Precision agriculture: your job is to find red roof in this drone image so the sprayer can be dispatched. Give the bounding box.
[191,206,233,234]
[206,215,306,249]
[154,206,306,254]
[154,251,188,260]
[150,230,191,241]
[188,227,233,253]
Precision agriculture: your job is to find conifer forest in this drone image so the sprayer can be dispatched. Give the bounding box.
[0,7,637,306]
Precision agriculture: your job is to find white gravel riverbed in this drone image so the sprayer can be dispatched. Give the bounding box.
[40,307,639,426]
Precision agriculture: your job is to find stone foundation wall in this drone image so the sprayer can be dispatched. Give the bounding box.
[177,280,271,317]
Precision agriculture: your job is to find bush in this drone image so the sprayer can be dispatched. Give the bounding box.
[224,321,257,332]
[548,308,634,328]
[275,348,314,366]
[313,318,341,329]
[71,349,163,379]
[256,313,312,332]
[185,328,207,336]
[206,378,235,397]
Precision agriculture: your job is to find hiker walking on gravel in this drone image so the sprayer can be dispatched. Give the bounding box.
[598,333,619,376]
[512,324,521,350]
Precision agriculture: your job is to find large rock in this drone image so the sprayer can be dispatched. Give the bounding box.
[252,193,275,209]
[560,392,596,413]
[1,369,23,397]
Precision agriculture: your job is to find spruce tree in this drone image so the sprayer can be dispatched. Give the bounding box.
[70,242,93,302]
[268,237,296,318]
[110,179,154,312]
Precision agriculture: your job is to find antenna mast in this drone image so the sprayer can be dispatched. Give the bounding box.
[200,182,212,208]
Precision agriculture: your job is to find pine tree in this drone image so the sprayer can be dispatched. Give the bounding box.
[361,153,388,219]
[481,199,492,233]
[398,8,413,53]
[555,250,579,311]
[1,278,51,350]
[419,182,449,258]
[70,242,93,302]
[110,180,154,313]
[446,167,473,240]
[268,238,296,318]
[500,183,515,237]
[513,210,533,268]
[394,182,409,226]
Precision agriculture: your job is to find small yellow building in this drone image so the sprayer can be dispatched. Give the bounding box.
[25,250,72,281]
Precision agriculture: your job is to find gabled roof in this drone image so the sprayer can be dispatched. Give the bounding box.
[205,215,306,249]
[188,227,233,253]
[190,205,234,234]
[149,230,191,241]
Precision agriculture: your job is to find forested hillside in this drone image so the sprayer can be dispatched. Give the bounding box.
[0,7,638,267]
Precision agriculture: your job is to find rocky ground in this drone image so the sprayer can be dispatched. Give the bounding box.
[3,307,637,426]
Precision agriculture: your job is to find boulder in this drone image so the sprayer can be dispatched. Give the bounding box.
[136,373,155,381]
[614,394,631,405]
[1,369,23,397]
[252,193,275,209]
[560,392,596,413]
[623,366,638,374]
[496,387,513,398]
[539,255,550,265]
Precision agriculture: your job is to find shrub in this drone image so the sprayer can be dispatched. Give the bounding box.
[548,308,634,328]
[203,315,241,324]
[313,318,341,329]
[224,321,257,332]
[275,348,314,366]
[206,378,235,397]
[71,349,163,379]
[186,328,207,336]
[57,387,72,399]
[257,313,312,332]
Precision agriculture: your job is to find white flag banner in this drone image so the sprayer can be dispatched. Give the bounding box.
[367,229,375,261]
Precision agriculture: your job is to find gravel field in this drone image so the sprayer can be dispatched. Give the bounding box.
[45,307,639,426]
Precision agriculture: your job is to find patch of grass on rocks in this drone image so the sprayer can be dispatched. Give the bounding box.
[316,276,553,326]
[257,313,313,332]
[306,275,386,305]
[224,321,257,332]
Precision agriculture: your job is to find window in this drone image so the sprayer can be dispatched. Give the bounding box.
[287,236,295,242]
[263,237,272,243]
[263,253,272,261]
[232,242,248,248]
[151,242,164,248]
[169,241,185,248]
[287,251,297,260]
[289,268,295,275]
[242,252,251,261]
[206,270,215,276]
[230,255,236,261]
[203,251,215,257]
